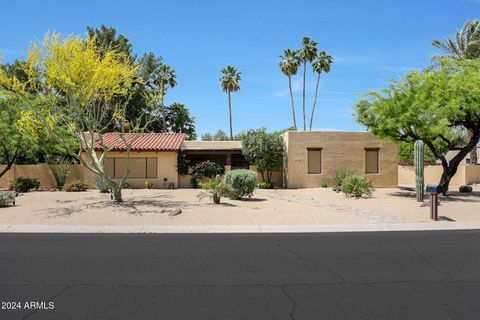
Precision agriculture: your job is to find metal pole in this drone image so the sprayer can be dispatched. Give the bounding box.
[430,193,438,221]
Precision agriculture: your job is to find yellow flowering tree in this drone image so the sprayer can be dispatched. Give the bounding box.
[20,33,157,201]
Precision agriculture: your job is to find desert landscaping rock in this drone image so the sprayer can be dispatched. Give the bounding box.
[169,208,182,216]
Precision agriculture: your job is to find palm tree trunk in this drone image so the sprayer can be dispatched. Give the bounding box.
[302,61,307,131]
[288,76,297,130]
[309,73,321,131]
[228,91,233,140]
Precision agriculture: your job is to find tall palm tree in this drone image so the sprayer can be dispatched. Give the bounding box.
[433,19,480,164]
[309,51,333,130]
[432,20,480,60]
[155,63,177,132]
[299,37,318,131]
[279,49,301,130]
[219,66,241,140]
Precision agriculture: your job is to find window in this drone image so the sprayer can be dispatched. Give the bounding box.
[307,148,322,174]
[106,157,158,179]
[365,148,379,174]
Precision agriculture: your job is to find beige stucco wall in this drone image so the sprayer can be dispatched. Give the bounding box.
[81,151,178,189]
[0,164,85,190]
[283,131,398,188]
[398,165,480,187]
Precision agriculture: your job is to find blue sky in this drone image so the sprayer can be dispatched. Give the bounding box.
[1,0,478,136]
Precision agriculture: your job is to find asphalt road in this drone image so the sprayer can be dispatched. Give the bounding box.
[0,231,479,320]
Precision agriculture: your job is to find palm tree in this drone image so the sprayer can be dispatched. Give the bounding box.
[433,20,480,164]
[167,103,197,140]
[279,49,301,130]
[155,63,177,132]
[219,66,241,140]
[309,51,333,130]
[432,20,480,60]
[299,37,318,131]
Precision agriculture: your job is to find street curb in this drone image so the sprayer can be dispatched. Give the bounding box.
[1,223,480,233]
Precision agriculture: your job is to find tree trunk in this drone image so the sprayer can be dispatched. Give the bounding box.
[0,147,18,179]
[112,185,123,202]
[162,104,167,133]
[228,91,233,140]
[288,76,297,130]
[309,73,321,131]
[302,61,307,131]
[467,130,478,164]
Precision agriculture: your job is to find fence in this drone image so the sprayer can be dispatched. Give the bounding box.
[398,165,480,187]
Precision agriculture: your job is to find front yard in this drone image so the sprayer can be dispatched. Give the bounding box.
[1,187,479,228]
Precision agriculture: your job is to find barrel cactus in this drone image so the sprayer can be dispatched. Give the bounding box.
[414,140,425,202]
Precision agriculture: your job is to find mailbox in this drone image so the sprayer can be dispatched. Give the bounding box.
[426,184,441,194]
[425,184,442,221]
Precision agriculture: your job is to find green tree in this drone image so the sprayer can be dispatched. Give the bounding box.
[398,141,438,165]
[299,37,318,131]
[213,129,229,141]
[201,132,213,141]
[309,51,333,130]
[279,49,301,130]
[220,66,241,140]
[167,103,196,140]
[18,33,156,202]
[87,25,134,61]
[0,98,33,178]
[355,58,480,194]
[241,128,284,183]
[433,19,480,164]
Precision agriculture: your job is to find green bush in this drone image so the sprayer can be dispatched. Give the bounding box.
[257,181,274,189]
[121,181,131,189]
[10,177,40,193]
[191,160,225,188]
[224,169,257,199]
[0,192,15,207]
[198,175,233,204]
[333,165,354,187]
[47,156,72,190]
[342,175,374,198]
[64,180,89,192]
[320,180,328,188]
[459,185,473,193]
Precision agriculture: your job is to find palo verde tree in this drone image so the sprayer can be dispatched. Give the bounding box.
[17,33,158,202]
[355,58,480,194]
[220,66,241,140]
[241,128,284,184]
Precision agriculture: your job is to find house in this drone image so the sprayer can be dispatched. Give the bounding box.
[80,131,398,189]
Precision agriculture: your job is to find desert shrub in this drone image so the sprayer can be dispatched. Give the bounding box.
[320,180,328,188]
[459,185,473,193]
[64,180,89,192]
[333,164,354,187]
[224,169,257,199]
[96,176,110,193]
[342,175,374,198]
[198,175,233,204]
[9,177,40,193]
[191,160,225,188]
[0,192,15,207]
[47,156,72,190]
[121,181,131,189]
[144,181,154,189]
[257,181,274,189]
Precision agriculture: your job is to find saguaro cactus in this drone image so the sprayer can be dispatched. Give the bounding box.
[414,140,425,202]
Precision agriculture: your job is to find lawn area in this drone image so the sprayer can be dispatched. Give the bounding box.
[1,188,479,228]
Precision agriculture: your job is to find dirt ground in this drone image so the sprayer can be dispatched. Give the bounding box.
[1,187,479,227]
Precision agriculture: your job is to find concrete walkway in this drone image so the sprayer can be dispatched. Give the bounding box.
[1,222,480,233]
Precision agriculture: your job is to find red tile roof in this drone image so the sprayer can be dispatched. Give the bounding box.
[90,133,185,151]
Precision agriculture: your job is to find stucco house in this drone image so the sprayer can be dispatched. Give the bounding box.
[81,131,398,188]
